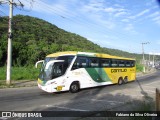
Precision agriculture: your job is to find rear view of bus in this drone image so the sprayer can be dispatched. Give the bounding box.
[35,51,136,93]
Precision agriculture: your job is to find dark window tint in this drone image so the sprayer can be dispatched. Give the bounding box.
[111,59,118,67]
[126,61,131,67]
[101,59,110,67]
[51,62,66,79]
[72,57,88,70]
[119,60,125,67]
[57,55,74,65]
[89,58,99,67]
[130,61,135,67]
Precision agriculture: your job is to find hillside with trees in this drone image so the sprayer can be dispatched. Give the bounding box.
[0,15,143,67]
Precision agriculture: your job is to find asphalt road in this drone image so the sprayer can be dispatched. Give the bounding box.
[0,70,160,119]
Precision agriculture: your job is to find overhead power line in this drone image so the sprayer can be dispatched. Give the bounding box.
[35,0,136,43]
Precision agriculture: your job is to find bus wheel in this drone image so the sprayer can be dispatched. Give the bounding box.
[124,76,128,84]
[118,78,123,85]
[70,82,79,93]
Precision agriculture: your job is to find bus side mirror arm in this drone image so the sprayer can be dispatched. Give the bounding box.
[35,60,44,68]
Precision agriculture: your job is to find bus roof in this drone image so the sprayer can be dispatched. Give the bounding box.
[46,51,78,57]
[46,51,135,60]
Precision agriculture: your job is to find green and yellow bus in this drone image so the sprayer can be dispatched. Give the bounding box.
[36,51,136,93]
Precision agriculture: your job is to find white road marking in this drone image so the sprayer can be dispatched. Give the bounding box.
[44,105,88,111]
[123,94,144,97]
[142,85,157,89]
[134,89,155,93]
[91,99,124,104]
[54,106,89,111]
[0,117,8,120]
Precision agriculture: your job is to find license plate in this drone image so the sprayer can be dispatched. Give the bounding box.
[57,86,62,91]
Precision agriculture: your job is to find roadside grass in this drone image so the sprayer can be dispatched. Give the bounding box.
[0,67,39,80]
[136,64,143,72]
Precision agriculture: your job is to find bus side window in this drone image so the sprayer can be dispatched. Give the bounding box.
[68,56,74,65]
[72,57,88,70]
[118,60,125,67]
[89,58,99,67]
[111,59,118,67]
[101,59,110,67]
[131,61,135,67]
[126,61,131,67]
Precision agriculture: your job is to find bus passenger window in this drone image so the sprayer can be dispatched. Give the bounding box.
[131,61,135,67]
[89,58,99,67]
[126,61,131,67]
[101,59,110,67]
[72,57,88,70]
[111,60,118,67]
[119,60,125,67]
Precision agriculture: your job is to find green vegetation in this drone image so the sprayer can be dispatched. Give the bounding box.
[0,15,144,67]
[0,67,39,80]
[0,15,151,81]
[136,64,143,72]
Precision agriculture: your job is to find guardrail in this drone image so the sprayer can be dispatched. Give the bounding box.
[156,88,160,111]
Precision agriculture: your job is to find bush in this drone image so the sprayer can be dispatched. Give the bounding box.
[136,64,143,72]
[0,67,39,80]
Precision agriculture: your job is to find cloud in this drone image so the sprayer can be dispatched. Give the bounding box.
[152,16,160,21]
[147,11,160,25]
[103,5,128,18]
[137,9,150,17]
[146,0,156,6]
[124,24,134,31]
[128,9,150,19]
[121,19,129,22]
[152,16,160,25]
[123,24,137,34]
[104,7,117,13]
[147,11,160,18]
[104,7,126,14]
[89,13,116,29]
[20,0,76,18]
[81,0,104,13]
[115,11,127,17]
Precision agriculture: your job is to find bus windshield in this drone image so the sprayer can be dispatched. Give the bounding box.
[39,60,64,81]
[40,57,56,72]
[39,55,75,81]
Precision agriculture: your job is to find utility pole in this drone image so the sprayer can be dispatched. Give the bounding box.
[1,0,24,85]
[6,0,13,85]
[141,42,149,73]
[153,53,155,67]
[141,42,149,64]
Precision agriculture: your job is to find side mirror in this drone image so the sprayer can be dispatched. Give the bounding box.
[35,60,44,68]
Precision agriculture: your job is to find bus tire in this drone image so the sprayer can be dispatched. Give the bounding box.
[118,78,123,85]
[70,82,79,93]
[124,76,128,84]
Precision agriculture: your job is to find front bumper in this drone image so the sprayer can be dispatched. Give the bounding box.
[38,83,53,93]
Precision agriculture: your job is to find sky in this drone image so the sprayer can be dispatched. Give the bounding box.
[1,0,160,54]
